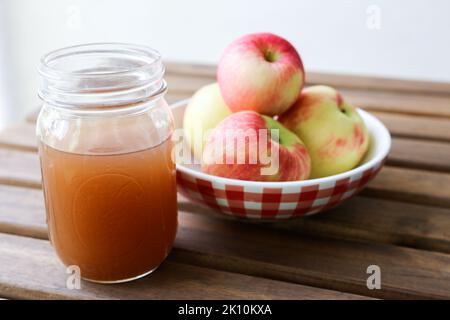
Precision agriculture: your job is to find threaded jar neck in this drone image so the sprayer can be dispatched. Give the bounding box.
[38,43,166,110]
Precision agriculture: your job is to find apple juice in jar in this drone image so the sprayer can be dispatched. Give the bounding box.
[36,43,177,283]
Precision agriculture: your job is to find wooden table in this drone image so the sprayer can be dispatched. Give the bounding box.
[0,62,449,300]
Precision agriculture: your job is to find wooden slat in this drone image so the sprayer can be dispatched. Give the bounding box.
[24,110,450,149]
[167,76,450,119]
[0,149,41,188]
[340,88,450,119]
[164,63,450,119]
[164,74,213,94]
[164,73,450,119]
[167,91,191,104]
[165,61,450,96]
[25,108,40,124]
[26,64,450,125]
[1,233,361,300]
[0,127,448,251]
[281,196,450,253]
[6,62,450,300]
[1,142,448,209]
[3,182,450,254]
[388,138,450,172]
[11,112,450,173]
[25,78,450,134]
[0,184,448,299]
[0,185,46,239]
[163,76,450,118]
[178,193,450,254]
[25,91,198,124]
[306,72,450,97]
[175,213,450,299]
[165,61,217,78]
[364,166,450,208]
[0,123,37,152]
[25,105,450,144]
[372,112,450,143]
[164,75,450,119]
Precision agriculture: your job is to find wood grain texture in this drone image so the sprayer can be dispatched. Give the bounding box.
[364,166,450,208]
[339,88,450,119]
[162,74,450,119]
[371,112,450,142]
[24,108,450,147]
[26,69,450,125]
[0,233,363,300]
[178,194,450,254]
[8,115,450,173]
[25,91,217,124]
[2,182,450,254]
[0,149,41,188]
[0,185,47,239]
[0,123,37,152]
[0,184,449,299]
[165,83,450,121]
[164,61,450,96]
[165,75,450,115]
[388,138,450,172]
[6,63,450,300]
[0,144,448,209]
[174,212,450,299]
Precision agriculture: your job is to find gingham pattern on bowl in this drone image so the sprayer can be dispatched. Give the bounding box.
[177,159,384,219]
[171,99,390,220]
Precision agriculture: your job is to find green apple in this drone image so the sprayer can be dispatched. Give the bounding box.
[183,83,231,160]
[279,85,369,178]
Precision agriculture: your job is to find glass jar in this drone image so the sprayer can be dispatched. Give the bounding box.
[36,43,177,283]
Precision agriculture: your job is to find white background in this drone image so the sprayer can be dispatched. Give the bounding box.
[0,0,450,128]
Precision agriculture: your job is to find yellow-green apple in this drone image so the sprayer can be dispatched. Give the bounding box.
[202,111,311,181]
[217,33,304,116]
[183,83,231,159]
[279,85,369,178]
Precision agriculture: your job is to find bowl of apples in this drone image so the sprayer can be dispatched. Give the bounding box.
[173,33,391,220]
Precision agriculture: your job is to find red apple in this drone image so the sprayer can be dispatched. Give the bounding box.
[217,33,304,116]
[201,111,311,181]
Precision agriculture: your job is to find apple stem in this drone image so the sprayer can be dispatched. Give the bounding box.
[263,50,278,63]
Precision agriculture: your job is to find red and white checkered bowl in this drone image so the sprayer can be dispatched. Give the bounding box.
[172,99,391,220]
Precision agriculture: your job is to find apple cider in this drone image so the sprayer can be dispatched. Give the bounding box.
[37,43,177,283]
[39,139,177,282]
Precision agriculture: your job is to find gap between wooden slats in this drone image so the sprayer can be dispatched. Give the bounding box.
[1,182,450,254]
[1,233,367,300]
[0,186,449,299]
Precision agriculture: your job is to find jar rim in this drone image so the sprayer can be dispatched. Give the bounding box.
[38,43,166,109]
[38,42,162,79]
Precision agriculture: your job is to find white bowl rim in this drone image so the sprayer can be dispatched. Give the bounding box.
[172,99,391,188]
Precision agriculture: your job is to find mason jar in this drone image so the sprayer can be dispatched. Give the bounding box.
[36,43,177,283]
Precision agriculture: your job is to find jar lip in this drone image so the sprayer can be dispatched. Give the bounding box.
[38,42,162,79]
[38,43,166,108]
